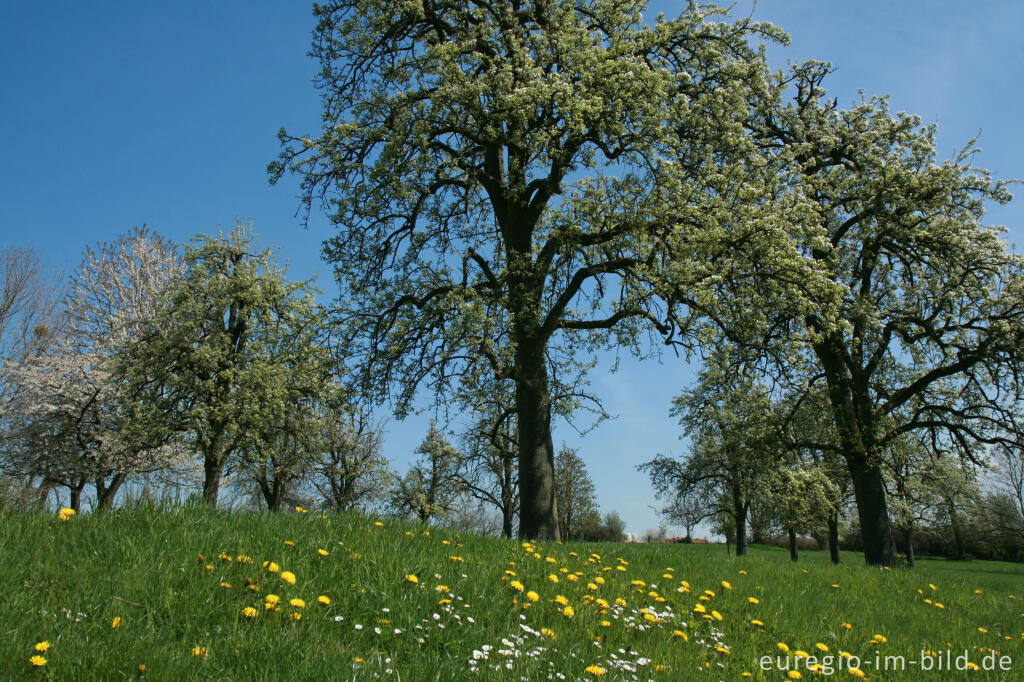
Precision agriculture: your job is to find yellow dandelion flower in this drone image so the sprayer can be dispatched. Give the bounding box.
[751,619,764,627]
[721,581,732,590]
[966,662,979,671]
[816,643,829,652]
[548,574,559,583]
[848,668,866,678]
[841,622,852,629]
[693,604,706,614]
[280,571,296,585]
[643,612,659,623]
[673,629,688,640]
[787,671,802,680]
[716,645,730,654]
[438,598,452,605]
[29,655,47,667]
[317,548,329,557]
[317,595,331,605]
[435,584,449,592]
[934,603,944,609]
[57,508,75,521]
[242,607,258,618]
[510,580,524,591]
[562,605,575,617]
[928,583,937,591]
[541,627,555,638]
[585,664,605,676]
[220,582,231,589]
[191,646,208,658]
[34,641,50,652]
[405,574,419,584]
[284,540,295,547]
[526,590,539,602]
[794,650,810,659]
[594,576,605,585]
[777,642,790,653]
[615,598,627,606]
[264,561,279,573]
[871,634,887,643]
[290,612,302,621]
[554,594,568,606]
[600,620,611,627]
[748,597,759,605]
[374,521,384,526]
[289,598,306,608]
[711,610,723,621]
[110,616,124,628]
[739,570,747,575]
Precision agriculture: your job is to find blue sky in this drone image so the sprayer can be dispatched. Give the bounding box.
[2,1,1021,535]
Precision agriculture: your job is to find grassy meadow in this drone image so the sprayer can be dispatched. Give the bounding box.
[3,505,1022,681]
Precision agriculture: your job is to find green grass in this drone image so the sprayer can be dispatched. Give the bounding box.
[3,505,1022,681]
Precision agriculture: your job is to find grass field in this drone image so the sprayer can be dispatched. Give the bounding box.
[3,504,1022,681]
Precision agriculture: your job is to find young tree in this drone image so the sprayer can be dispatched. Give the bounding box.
[121,225,330,505]
[392,422,463,523]
[310,408,393,512]
[553,445,599,540]
[271,1,788,539]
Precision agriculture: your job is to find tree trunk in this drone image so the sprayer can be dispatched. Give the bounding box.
[848,454,897,566]
[905,522,916,569]
[945,497,966,560]
[515,337,559,540]
[95,472,128,511]
[202,450,225,505]
[827,510,842,565]
[814,338,897,566]
[788,527,799,562]
[502,504,515,538]
[734,491,748,557]
[69,478,87,512]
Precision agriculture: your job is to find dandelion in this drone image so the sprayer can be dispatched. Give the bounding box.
[284,540,295,546]
[693,604,706,614]
[816,643,829,652]
[787,671,802,680]
[673,630,688,641]
[777,642,790,653]
[562,605,575,617]
[600,620,611,627]
[34,642,50,652]
[289,598,306,609]
[510,580,524,592]
[526,590,539,602]
[191,646,209,658]
[747,596,759,605]
[317,548,329,557]
[29,655,47,667]
[541,628,555,639]
[585,664,606,676]
[317,595,331,606]
[57,508,75,521]
[290,612,302,621]
[265,594,281,606]
[220,582,231,589]
[264,561,280,573]
[374,521,384,527]
[848,668,866,679]
[242,607,258,618]
[716,645,730,654]
[751,619,764,627]
[711,610,723,621]
[721,581,732,590]
[281,571,296,585]
[111,616,123,628]
[841,622,852,629]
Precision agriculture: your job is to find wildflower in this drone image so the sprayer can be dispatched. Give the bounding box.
[711,610,723,621]
[615,598,627,606]
[317,548,329,556]
[562,605,575,617]
[242,607,258,618]
[289,598,306,609]
[777,642,790,653]
[510,580,524,592]
[541,627,555,638]
[929,583,937,591]
[290,612,302,621]
[554,594,568,606]
[317,595,331,606]
[721,581,732,590]
[191,646,208,658]
[220,582,231,589]
[966,662,980,671]
[34,642,50,652]
[848,668,866,678]
[264,561,279,573]
[739,570,748,575]
[716,645,730,654]
[693,604,706,614]
[29,655,47,667]
[748,597,759,605]
[673,629,688,641]
[111,616,123,628]
[787,672,802,680]
[547,574,559,583]
[594,577,604,585]
[841,622,852,629]
[816,643,829,652]
[600,620,611,627]
[57,508,75,521]
[585,664,606,676]
[374,521,384,527]
[871,634,887,644]
[284,540,295,546]
[751,619,764,627]
[280,571,296,585]
[794,650,810,659]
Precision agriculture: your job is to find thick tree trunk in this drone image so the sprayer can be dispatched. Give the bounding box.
[815,338,897,566]
[515,337,559,540]
[733,490,748,557]
[848,454,897,565]
[202,450,225,505]
[788,527,799,562]
[502,504,515,538]
[828,511,842,565]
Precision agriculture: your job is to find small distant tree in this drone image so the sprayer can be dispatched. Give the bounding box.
[120,224,328,505]
[765,466,841,562]
[392,422,463,523]
[310,407,392,513]
[553,445,599,540]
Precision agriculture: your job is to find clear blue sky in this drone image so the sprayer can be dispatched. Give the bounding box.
[2,1,1021,535]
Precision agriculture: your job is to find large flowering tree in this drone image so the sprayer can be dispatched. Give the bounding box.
[271,0,797,539]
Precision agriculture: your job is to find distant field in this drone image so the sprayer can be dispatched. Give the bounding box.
[3,506,1022,680]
